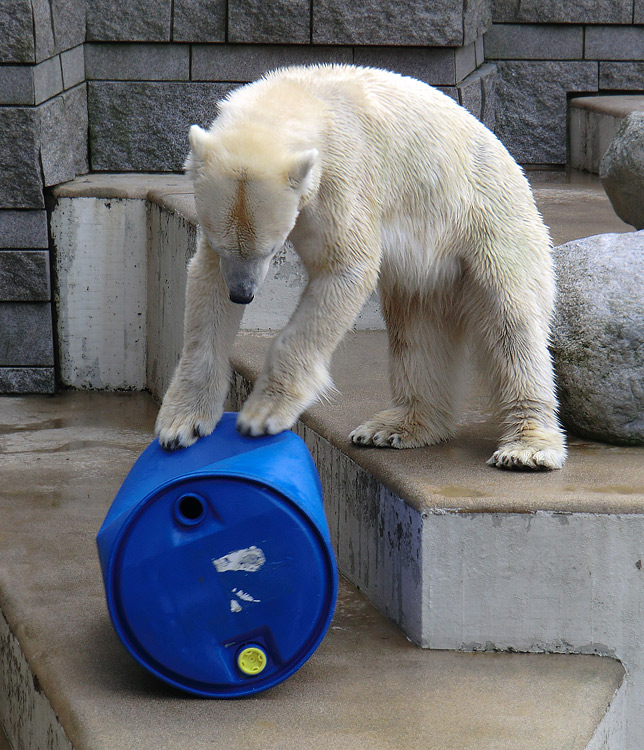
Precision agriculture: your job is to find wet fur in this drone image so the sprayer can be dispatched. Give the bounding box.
[155,64,566,470]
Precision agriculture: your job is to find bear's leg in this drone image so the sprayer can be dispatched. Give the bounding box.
[463,272,566,470]
[236,227,380,437]
[350,282,467,448]
[155,234,245,450]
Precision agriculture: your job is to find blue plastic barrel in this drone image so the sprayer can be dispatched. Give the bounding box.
[96,413,338,697]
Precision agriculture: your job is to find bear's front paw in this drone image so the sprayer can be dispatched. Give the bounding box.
[350,408,452,449]
[487,442,566,471]
[236,394,298,437]
[155,401,222,451]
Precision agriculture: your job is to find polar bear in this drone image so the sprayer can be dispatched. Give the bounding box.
[155,64,566,470]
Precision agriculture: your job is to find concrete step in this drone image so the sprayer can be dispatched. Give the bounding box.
[569,94,644,174]
[43,172,643,746]
[0,391,625,750]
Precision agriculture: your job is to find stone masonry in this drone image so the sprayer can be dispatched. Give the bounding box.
[0,0,643,393]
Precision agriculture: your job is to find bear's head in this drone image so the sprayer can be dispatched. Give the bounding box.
[185,123,318,305]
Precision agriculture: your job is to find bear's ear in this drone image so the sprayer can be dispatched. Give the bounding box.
[188,124,213,161]
[184,124,214,175]
[288,149,318,190]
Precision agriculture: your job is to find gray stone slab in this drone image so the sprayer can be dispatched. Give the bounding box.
[0,108,44,209]
[32,0,55,63]
[33,55,64,104]
[88,82,234,171]
[0,251,50,302]
[85,43,190,81]
[0,303,54,366]
[50,0,85,54]
[485,23,584,60]
[0,212,48,249]
[173,0,226,42]
[0,0,34,63]
[0,66,35,105]
[312,0,465,46]
[495,61,598,164]
[458,63,497,131]
[456,43,477,84]
[87,0,172,41]
[39,85,89,188]
[476,34,485,67]
[586,26,644,61]
[229,0,310,43]
[0,367,55,393]
[191,44,352,82]
[60,45,85,89]
[463,0,492,46]
[353,47,458,86]
[637,0,644,23]
[492,0,632,23]
[458,71,484,122]
[601,62,644,89]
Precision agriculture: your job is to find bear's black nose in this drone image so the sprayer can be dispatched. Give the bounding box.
[229,292,255,305]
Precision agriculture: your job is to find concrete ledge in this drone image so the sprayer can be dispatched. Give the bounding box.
[232,331,644,516]
[569,95,644,173]
[0,391,626,750]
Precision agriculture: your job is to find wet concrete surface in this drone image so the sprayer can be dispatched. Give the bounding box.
[0,392,625,749]
[527,170,632,245]
[233,330,644,515]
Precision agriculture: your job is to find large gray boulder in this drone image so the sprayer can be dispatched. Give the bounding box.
[551,231,644,445]
[600,112,644,230]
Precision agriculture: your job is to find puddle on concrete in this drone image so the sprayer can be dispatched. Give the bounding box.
[0,488,64,507]
[0,440,142,455]
[0,418,68,434]
[564,484,644,496]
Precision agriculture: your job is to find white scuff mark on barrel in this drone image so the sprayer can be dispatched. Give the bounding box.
[212,546,266,573]
[230,599,243,613]
[233,588,261,603]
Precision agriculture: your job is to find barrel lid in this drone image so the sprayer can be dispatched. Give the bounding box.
[105,474,337,697]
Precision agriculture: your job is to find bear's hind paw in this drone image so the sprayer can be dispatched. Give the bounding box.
[350,410,451,449]
[487,442,566,471]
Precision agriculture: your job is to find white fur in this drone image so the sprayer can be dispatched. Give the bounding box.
[155,64,566,470]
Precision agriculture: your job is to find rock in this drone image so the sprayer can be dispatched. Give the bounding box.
[600,112,644,230]
[551,231,644,445]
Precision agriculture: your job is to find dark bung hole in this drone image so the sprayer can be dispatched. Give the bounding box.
[176,494,206,524]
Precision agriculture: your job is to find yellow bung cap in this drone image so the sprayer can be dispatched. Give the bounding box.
[237,646,267,676]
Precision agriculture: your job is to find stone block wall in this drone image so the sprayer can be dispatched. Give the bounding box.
[0,0,87,393]
[487,0,644,163]
[0,0,642,393]
[83,0,494,172]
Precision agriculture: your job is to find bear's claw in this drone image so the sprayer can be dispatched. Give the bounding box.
[487,443,565,471]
